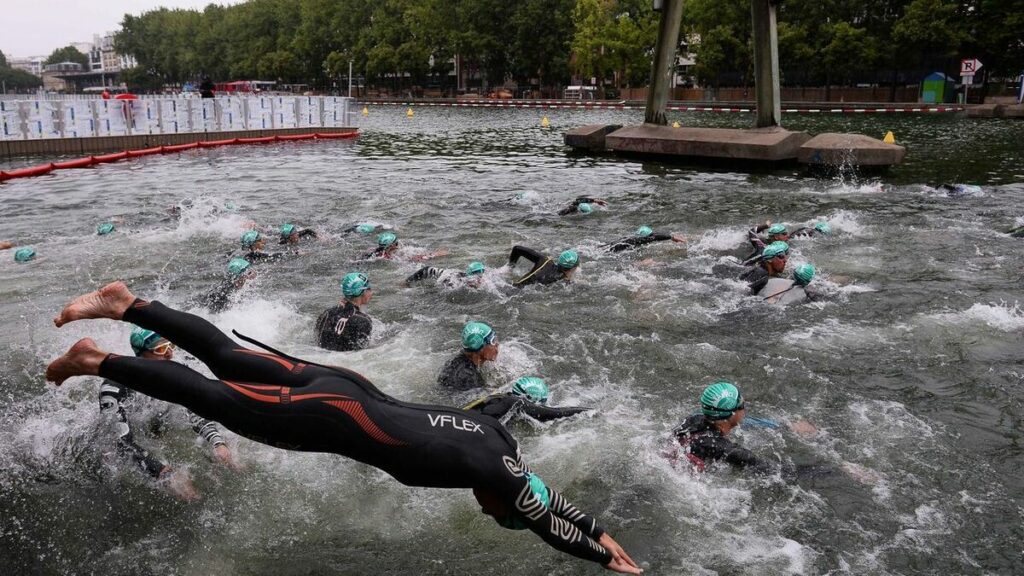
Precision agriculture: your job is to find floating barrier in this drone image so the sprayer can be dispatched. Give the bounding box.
[0,131,358,183]
[359,99,964,114]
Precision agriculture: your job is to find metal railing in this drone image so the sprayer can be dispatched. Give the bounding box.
[1,95,354,140]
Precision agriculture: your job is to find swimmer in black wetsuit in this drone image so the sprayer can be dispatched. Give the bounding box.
[464,377,589,424]
[279,223,318,245]
[315,273,373,352]
[604,226,686,253]
[47,282,641,573]
[789,221,832,239]
[195,258,254,312]
[406,261,486,288]
[99,327,239,499]
[344,223,389,235]
[744,222,790,262]
[508,247,579,286]
[364,232,448,262]
[740,241,789,294]
[438,322,498,391]
[758,263,817,304]
[558,197,607,215]
[240,230,286,264]
[667,382,824,478]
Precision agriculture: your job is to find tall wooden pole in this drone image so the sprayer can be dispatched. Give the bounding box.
[751,0,782,128]
[645,0,685,125]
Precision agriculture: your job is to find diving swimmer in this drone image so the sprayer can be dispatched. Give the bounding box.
[46,282,641,573]
[464,377,589,424]
[195,258,254,312]
[99,327,238,499]
[438,322,498,391]
[604,226,686,253]
[406,261,486,288]
[315,272,373,352]
[507,247,579,286]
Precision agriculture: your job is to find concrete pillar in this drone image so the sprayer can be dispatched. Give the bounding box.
[645,0,685,125]
[751,0,782,128]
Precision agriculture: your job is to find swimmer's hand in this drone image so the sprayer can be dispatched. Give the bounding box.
[671,233,686,243]
[161,467,199,501]
[840,462,882,485]
[213,444,245,471]
[600,533,642,574]
[787,420,818,436]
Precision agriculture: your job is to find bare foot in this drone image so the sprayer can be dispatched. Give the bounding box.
[45,338,106,386]
[54,281,135,327]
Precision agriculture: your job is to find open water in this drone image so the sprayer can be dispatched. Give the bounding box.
[1,108,1023,575]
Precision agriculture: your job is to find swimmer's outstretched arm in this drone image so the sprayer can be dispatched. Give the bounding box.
[508,245,543,267]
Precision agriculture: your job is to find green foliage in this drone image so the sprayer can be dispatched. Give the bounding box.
[0,67,43,90]
[0,50,8,69]
[44,45,90,68]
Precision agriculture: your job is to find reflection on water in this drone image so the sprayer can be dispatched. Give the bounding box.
[1,108,1023,575]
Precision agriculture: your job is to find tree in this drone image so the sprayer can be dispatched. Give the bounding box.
[44,45,89,68]
[0,50,8,68]
[893,0,968,68]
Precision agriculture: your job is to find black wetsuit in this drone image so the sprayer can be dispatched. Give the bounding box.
[99,300,612,565]
[195,279,242,313]
[279,229,317,245]
[99,378,225,478]
[605,232,674,253]
[244,250,286,264]
[343,224,387,235]
[406,267,468,287]
[740,266,774,294]
[363,244,398,260]
[508,246,566,287]
[744,224,773,262]
[437,353,485,390]
[315,302,372,351]
[1007,225,1024,238]
[465,393,588,424]
[789,227,826,239]
[557,197,601,216]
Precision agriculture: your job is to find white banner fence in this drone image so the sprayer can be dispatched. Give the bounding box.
[0,96,354,141]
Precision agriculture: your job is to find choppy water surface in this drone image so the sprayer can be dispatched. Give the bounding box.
[1,108,1023,575]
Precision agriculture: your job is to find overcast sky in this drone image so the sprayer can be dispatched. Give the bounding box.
[2,1,241,58]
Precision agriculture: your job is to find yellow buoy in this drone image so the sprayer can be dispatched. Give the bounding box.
[672,121,681,128]
[541,116,550,128]
[406,107,414,118]
[361,106,369,116]
[883,131,895,144]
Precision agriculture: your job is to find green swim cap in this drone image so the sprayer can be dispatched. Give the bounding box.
[129,326,164,356]
[511,376,549,404]
[356,223,376,234]
[793,263,815,286]
[227,257,251,277]
[761,241,790,260]
[341,272,371,297]
[700,381,744,420]
[462,321,496,351]
[636,225,654,237]
[466,261,486,276]
[578,202,593,214]
[241,230,261,248]
[97,222,115,235]
[814,222,832,235]
[556,249,579,270]
[14,247,35,262]
[767,224,787,235]
[499,471,550,530]
[280,223,296,239]
[377,232,397,247]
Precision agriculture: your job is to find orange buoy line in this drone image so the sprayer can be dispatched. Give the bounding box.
[0,131,358,183]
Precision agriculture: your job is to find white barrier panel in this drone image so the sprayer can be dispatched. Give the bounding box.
[0,96,354,140]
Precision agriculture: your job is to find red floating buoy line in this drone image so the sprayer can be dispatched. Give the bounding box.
[0,131,358,183]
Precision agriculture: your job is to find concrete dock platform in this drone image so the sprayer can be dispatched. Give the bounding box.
[603,124,810,163]
[967,104,1005,118]
[564,124,622,151]
[798,133,906,168]
[1002,104,1024,119]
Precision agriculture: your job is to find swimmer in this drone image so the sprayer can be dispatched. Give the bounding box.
[789,222,832,239]
[363,232,448,261]
[438,322,499,391]
[935,183,982,197]
[14,247,36,262]
[745,221,790,261]
[195,257,254,313]
[558,197,608,215]
[343,223,390,235]
[97,222,116,236]
[279,223,318,245]
[604,226,686,253]
[99,327,239,500]
[759,263,816,304]
[406,261,486,288]
[315,273,373,352]
[464,377,589,424]
[240,230,285,264]
[666,382,823,477]
[740,241,788,294]
[1006,224,1024,238]
[46,282,640,572]
[508,247,579,286]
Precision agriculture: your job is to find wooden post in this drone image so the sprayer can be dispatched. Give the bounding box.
[751,0,782,128]
[645,0,685,125]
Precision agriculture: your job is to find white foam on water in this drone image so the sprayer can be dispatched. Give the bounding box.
[820,209,869,237]
[921,301,1024,332]
[782,318,894,352]
[691,228,748,253]
[170,196,258,241]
